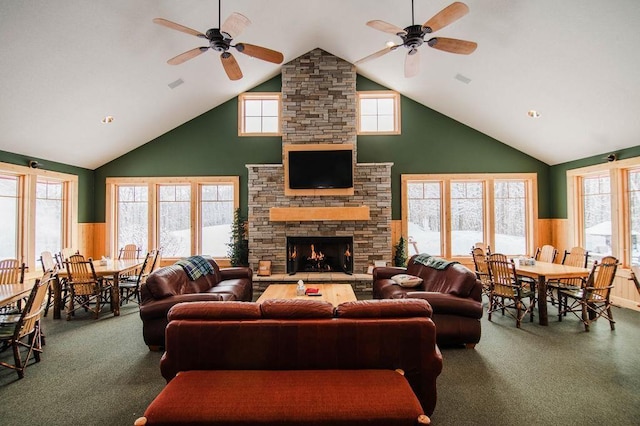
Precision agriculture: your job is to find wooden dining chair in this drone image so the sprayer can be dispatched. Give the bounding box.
[39,251,63,317]
[487,253,537,328]
[630,265,640,307]
[535,245,558,263]
[471,247,491,298]
[119,244,140,260]
[546,247,589,305]
[119,250,155,305]
[0,270,55,379]
[64,254,112,320]
[0,258,27,315]
[557,256,618,331]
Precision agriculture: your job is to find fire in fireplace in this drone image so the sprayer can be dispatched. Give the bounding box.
[287,236,353,274]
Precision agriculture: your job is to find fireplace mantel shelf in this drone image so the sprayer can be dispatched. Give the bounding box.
[269,206,370,222]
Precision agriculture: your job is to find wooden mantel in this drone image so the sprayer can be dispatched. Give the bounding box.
[269,206,370,222]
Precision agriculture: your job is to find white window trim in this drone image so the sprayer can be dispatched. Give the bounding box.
[106,176,239,261]
[0,162,78,272]
[357,91,401,135]
[238,92,282,136]
[567,156,640,267]
[402,173,537,260]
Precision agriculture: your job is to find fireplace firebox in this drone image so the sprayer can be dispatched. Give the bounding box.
[287,236,353,274]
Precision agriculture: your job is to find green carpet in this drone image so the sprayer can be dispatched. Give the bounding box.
[0,301,638,425]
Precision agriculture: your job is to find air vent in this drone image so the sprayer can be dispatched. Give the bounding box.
[168,78,184,89]
[454,73,471,84]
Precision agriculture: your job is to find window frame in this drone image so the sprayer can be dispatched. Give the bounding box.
[238,92,282,136]
[567,156,640,267]
[402,173,537,261]
[0,162,78,272]
[356,91,401,135]
[106,176,239,262]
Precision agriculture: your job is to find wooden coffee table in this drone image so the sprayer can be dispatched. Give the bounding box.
[256,283,357,307]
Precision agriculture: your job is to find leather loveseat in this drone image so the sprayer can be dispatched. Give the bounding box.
[135,298,443,425]
[138,257,252,350]
[373,254,483,348]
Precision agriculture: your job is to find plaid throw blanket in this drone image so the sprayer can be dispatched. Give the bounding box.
[413,253,459,270]
[175,255,215,281]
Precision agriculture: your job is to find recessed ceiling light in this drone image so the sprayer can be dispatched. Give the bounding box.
[527,110,541,119]
[101,115,114,124]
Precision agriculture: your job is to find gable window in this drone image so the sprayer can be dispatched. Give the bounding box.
[357,91,401,135]
[238,92,281,136]
[106,176,239,261]
[568,157,640,267]
[403,173,536,259]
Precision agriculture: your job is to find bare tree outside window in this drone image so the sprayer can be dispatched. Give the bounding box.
[451,182,483,256]
[494,180,526,254]
[407,181,441,256]
[628,170,640,266]
[0,176,18,259]
[159,185,191,257]
[201,184,234,257]
[582,174,612,261]
[35,180,63,263]
[117,186,148,253]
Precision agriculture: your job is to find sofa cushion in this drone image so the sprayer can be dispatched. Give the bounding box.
[145,265,185,299]
[260,299,334,318]
[168,301,262,321]
[407,260,478,298]
[405,292,483,319]
[141,370,426,426]
[336,299,433,318]
[391,274,423,288]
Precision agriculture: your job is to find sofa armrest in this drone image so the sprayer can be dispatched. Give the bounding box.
[406,292,483,319]
[220,266,253,280]
[373,266,406,281]
[139,294,225,321]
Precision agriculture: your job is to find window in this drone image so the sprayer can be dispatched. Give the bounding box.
[106,177,239,260]
[357,91,400,135]
[116,186,148,254]
[403,174,537,259]
[0,175,19,259]
[238,92,281,136]
[568,157,640,267]
[0,162,77,271]
[35,180,64,262]
[200,184,234,257]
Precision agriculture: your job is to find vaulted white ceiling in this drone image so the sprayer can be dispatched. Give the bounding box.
[1,0,639,169]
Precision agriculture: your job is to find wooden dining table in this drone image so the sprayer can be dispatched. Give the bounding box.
[0,280,36,311]
[514,261,591,326]
[54,258,144,319]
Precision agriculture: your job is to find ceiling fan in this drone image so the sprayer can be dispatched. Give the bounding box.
[153,1,284,81]
[356,1,477,78]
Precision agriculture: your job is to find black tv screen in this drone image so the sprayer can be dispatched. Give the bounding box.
[288,149,353,189]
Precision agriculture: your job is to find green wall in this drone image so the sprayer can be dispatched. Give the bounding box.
[94,74,552,221]
[0,150,95,222]
[549,144,640,218]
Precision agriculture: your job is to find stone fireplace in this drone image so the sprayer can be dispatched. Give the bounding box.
[247,48,392,275]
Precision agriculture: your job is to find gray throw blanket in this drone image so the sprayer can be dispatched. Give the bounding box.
[413,253,459,270]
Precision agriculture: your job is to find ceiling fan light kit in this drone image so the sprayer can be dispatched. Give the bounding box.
[153,0,284,81]
[356,1,477,78]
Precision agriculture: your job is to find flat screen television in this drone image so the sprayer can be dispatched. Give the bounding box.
[287,148,353,189]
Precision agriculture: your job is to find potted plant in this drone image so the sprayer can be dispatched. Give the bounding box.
[393,236,408,267]
[227,208,249,266]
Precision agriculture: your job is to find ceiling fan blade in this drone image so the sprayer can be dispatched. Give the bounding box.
[221,12,251,39]
[235,43,284,64]
[167,47,209,65]
[354,45,400,65]
[153,18,206,38]
[422,2,469,33]
[427,37,477,54]
[366,20,407,36]
[404,49,420,78]
[221,52,243,80]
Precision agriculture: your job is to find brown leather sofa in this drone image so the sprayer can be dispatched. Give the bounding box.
[138,258,252,350]
[135,298,443,425]
[373,254,483,348]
